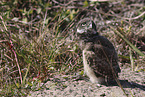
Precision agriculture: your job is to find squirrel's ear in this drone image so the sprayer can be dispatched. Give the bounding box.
[92,21,97,31]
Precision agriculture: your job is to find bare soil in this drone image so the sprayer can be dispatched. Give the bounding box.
[27,65,145,97]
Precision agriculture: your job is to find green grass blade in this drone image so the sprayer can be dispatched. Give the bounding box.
[22,63,31,86]
[110,26,145,56]
[129,47,134,71]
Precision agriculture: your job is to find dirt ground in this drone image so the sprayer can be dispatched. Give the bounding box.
[27,65,145,97]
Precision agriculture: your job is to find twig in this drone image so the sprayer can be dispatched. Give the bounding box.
[124,11,145,20]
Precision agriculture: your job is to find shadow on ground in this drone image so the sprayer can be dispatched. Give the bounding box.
[108,79,145,91]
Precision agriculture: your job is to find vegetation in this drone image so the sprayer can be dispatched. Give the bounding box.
[0,0,145,96]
